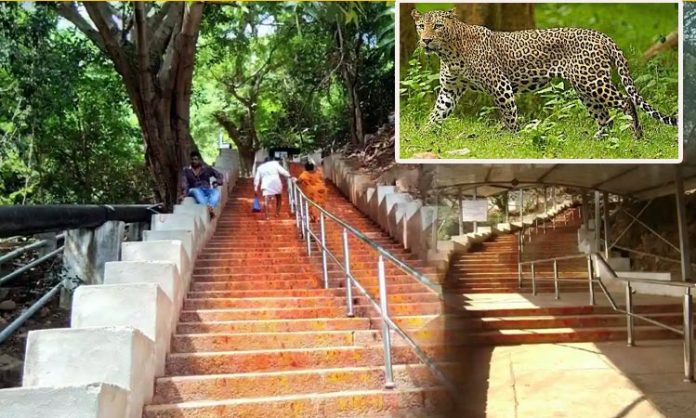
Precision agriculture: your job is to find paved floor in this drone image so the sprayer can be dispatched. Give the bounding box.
[458,339,696,418]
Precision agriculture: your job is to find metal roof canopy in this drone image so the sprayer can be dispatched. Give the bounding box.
[430,163,696,199]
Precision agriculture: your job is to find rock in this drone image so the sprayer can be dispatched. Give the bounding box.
[0,300,17,311]
[0,288,9,300]
[39,307,51,318]
[411,152,440,159]
[447,148,471,156]
[0,316,6,325]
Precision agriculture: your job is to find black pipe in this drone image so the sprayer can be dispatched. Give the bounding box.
[0,204,162,237]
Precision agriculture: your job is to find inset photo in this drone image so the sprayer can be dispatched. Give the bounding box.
[397,2,680,162]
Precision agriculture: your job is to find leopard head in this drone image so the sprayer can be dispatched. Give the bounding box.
[411,9,457,55]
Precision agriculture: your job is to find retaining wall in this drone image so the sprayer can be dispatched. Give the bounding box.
[0,148,240,418]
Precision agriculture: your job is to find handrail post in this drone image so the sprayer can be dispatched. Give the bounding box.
[518,262,523,289]
[342,228,354,317]
[293,184,300,230]
[287,178,294,214]
[553,260,559,300]
[626,282,635,346]
[684,288,694,382]
[305,200,311,256]
[531,263,537,296]
[298,192,305,238]
[587,255,595,306]
[377,254,395,389]
[320,213,329,289]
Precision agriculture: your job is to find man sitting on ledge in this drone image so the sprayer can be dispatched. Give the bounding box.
[179,150,224,218]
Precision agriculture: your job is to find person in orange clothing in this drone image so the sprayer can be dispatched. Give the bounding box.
[296,160,327,222]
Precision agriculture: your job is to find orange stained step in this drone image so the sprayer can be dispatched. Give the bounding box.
[144,178,457,418]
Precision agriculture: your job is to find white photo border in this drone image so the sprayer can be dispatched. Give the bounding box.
[394,0,684,164]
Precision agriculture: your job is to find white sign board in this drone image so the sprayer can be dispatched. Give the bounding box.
[461,199,488,222]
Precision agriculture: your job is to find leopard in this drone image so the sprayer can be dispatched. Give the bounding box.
[411,9,677,139]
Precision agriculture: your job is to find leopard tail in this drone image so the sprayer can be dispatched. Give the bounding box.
[607,41,677,126]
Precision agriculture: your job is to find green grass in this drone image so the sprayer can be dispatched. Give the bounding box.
[399,3,679,160]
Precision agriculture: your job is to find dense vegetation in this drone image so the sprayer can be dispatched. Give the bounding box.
[399,3,679,160]
[0,2,394,206]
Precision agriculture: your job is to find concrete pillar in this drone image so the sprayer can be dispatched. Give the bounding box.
[23,327,155,418]
[71,284,172,376]
[104,261,183,327]
[150,214,203,254]
[0,383,128,418]
[121,241,190,287]
[61,221,125,307]
[143,230,194,264]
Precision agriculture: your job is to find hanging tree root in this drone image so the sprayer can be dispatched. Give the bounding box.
[643,30,678,61]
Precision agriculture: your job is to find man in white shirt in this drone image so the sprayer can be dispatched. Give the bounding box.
[254,157,291,219]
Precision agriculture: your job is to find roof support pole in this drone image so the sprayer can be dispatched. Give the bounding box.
[675,166,693,282]
[473,187,478,234]
[603,191,610,259]
[458,188,464,236]
[582,192,589,230]
[519,189,524,224]
[595,191,601,253]
[505,191,510,223]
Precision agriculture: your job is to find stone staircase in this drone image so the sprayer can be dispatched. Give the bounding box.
[143,178,455,417]
[442,207,680,345]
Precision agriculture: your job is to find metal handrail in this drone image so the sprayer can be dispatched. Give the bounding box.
[593,254,694,382]
[286,178,458,397]
[0,232,65,265]
[518,249,694,381]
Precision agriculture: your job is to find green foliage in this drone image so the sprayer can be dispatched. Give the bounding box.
[399,3,678,160]
[0,4,151,204]
[192,1,395,155]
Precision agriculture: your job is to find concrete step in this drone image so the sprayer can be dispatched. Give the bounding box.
[144,387,453,418]
[152,364,457,404]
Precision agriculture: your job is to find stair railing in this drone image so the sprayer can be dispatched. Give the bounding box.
[286,178,458,396]
[519,251,695,382]
[518,253,595,303]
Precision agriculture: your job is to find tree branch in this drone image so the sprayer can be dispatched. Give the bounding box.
[55,2,105,51]
[150,2,181,58]
[134,2,152,105]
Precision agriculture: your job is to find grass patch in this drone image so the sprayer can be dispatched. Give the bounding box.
[399,3,679,160]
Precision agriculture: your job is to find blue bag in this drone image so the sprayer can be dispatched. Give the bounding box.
[252,196,262,212]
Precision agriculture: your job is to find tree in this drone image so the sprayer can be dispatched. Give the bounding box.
[399,3,417,77]
[454,4,535,31]
[55,2,204,209]
[0,3,150,205]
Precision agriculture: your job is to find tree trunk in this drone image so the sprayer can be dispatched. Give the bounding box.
[455,4,535,30]
[214,112,258,177]
[56,2,204,210]
[399,3,417,77]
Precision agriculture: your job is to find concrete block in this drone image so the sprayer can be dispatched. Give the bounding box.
[378,192,407,234]
[406,205,437,260]
[0,383,128,418]
[104,261,182,328]
[121,241,190,287]
[174,204,211,239]
[181,197,197,206]
[374,186,396,226]
[63,221,125,285]
[23,327,155,418]
[71,284,172,376]
[386,193,412,240]
[150,214,203,253]
[399,200,423,250]
[365,187,378,223]
[143,229,194,263]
